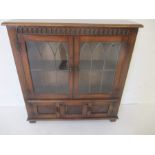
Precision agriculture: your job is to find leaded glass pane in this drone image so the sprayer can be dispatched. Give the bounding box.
[79,42,121,94]
[26,41,69,94]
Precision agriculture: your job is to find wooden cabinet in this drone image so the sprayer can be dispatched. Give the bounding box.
[2,20,143,122]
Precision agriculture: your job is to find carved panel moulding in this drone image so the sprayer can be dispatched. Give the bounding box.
[16,26,131,36]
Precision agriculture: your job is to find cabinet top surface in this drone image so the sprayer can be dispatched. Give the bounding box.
[2,19,143,28]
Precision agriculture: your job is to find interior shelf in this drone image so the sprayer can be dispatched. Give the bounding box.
[29,60,69,71]
[34,85,69,94]
[29,60,116,72]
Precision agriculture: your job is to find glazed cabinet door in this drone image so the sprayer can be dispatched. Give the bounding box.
[74,36,128,99]
[19,35,73,99]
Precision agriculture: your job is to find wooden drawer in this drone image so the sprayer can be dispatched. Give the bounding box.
[28,100,117,119]
[29,101,61,119]
[86,100,113,118]
[61,101,87,118]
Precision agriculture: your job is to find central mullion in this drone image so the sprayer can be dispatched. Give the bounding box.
[68,36,74,98]
[73,36,80,98]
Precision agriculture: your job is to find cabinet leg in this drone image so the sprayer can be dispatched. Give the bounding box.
[110,118,117,122]
[29,120,36,123]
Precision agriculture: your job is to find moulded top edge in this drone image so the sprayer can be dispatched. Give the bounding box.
[1,19,143,28]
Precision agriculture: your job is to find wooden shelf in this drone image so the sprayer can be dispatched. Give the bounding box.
[30,60,116,72]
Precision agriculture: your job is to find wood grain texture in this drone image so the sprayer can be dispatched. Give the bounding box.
[15,27,132,36]
[2,19,143,28]
[4,21,142,122]
[27,99,118,119]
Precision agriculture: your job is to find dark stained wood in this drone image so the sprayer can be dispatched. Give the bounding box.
[3,20,142,122]
[27,99,118,119]
[19,34,74,99]
[79,35,129,42]
[110,118,117,122]
[22,34,71,41]
[19,34,34,95]
[73,35,129,99]
[7,27,34,118]
[2,19,143,28]
[111,28,139,118]
[14,27,131,36]
[29,120,36,123]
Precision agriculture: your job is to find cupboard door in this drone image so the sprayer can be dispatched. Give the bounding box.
[74,36,128,98]
[19,35,73,99]
[32,102,60,119]
[86,100,115,118]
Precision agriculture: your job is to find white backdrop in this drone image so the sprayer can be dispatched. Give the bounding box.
[0,19,155,106]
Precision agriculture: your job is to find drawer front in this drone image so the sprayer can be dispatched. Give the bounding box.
[64,100,116,118]
[31,101,61,119]
[28,100,117,119]
[61,102,87,118]
[86,101,113,118]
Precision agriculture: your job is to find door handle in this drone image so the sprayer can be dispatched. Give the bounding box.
[69,67,73,72]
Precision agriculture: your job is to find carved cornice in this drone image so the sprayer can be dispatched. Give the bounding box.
[17,26,130,36]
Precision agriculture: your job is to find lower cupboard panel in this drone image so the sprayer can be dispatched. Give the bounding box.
[27,100,118,119]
